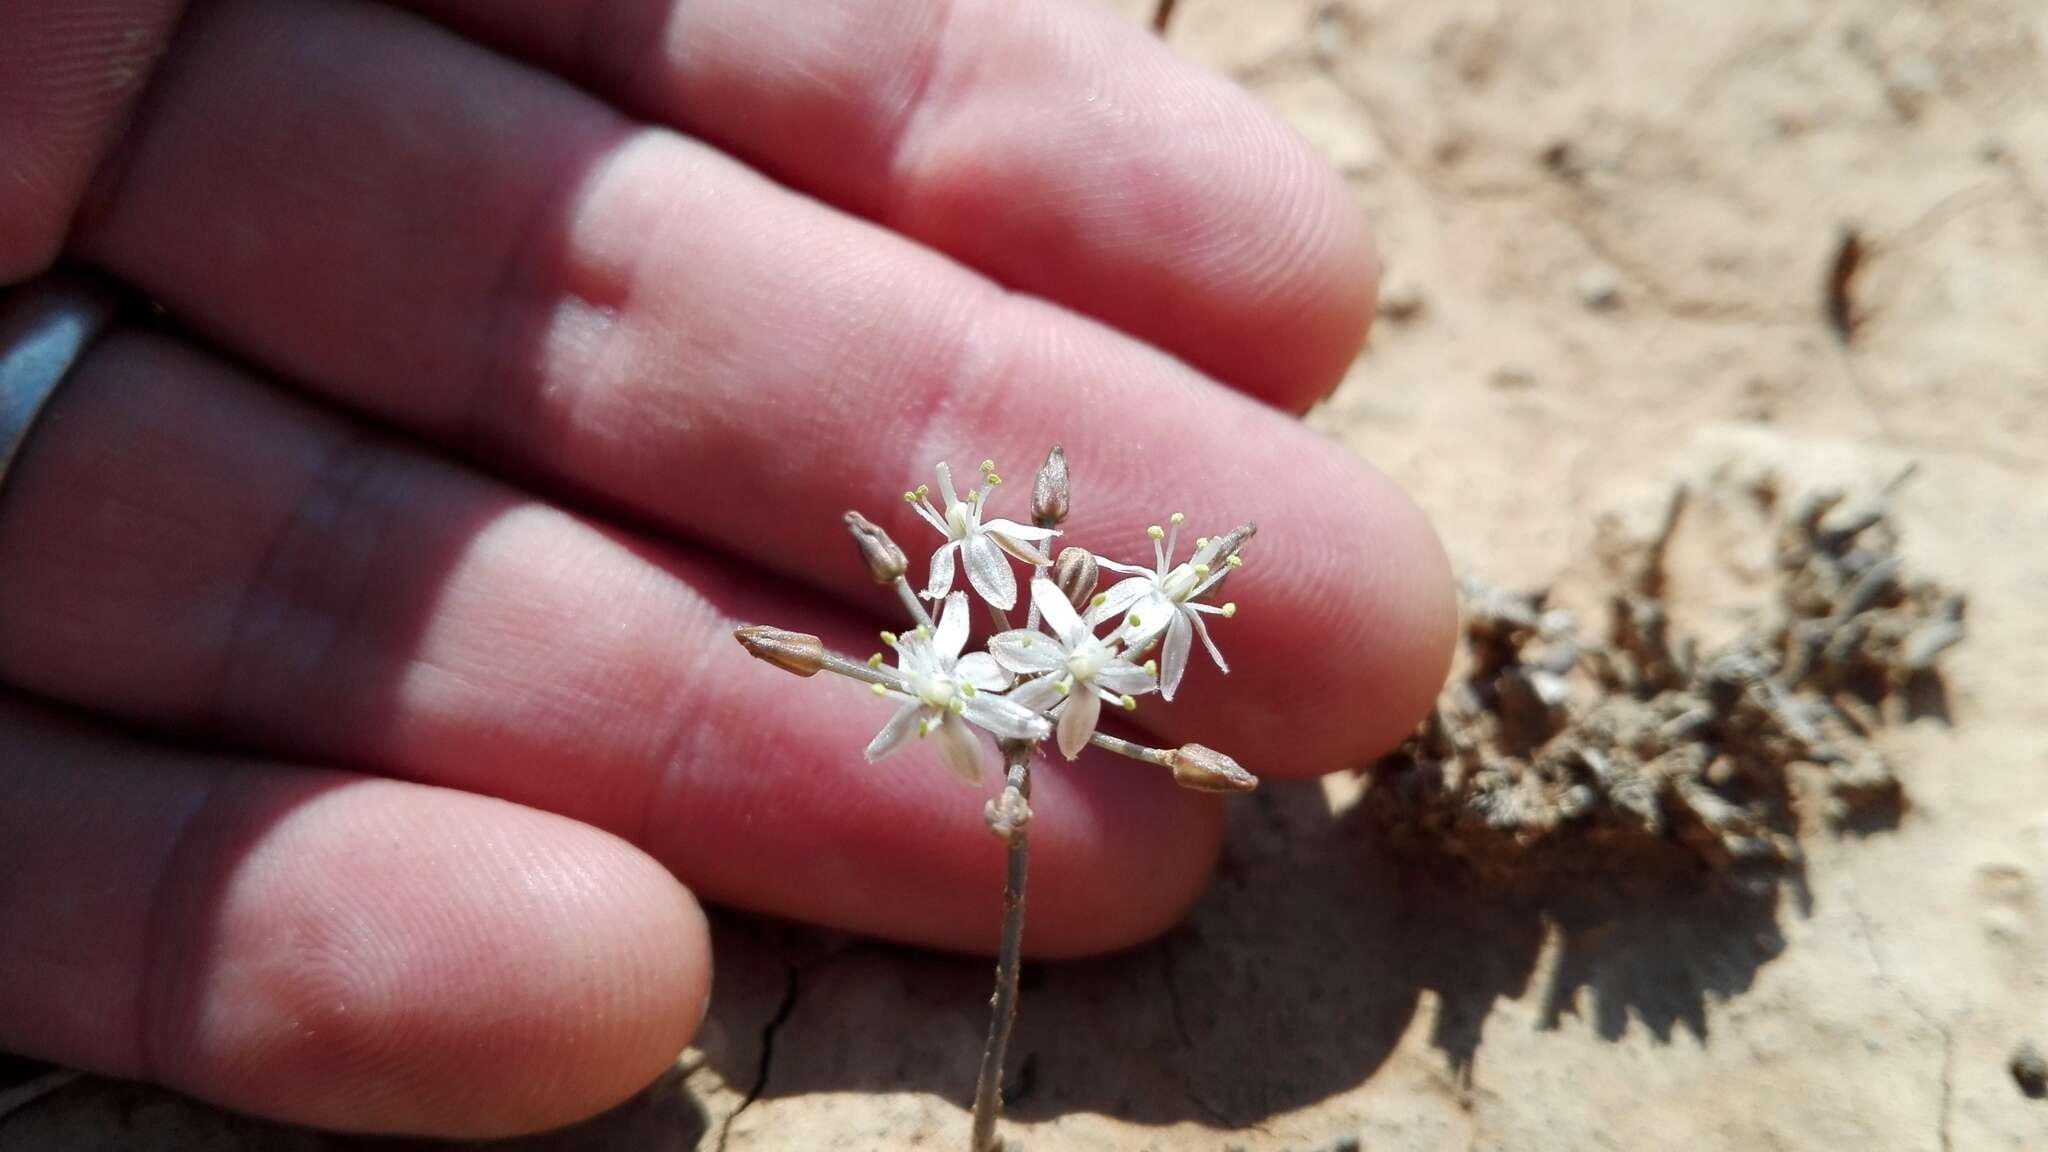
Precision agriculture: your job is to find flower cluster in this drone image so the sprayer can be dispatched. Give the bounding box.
[731,444,1257,1152]
[736,445,1257,794]
[883,454,1250,781]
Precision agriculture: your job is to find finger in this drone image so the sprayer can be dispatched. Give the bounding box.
[70,0,1454,767]
[0,693,709,1138]
[0,0,183,280]
[0,328,1223,955]
[400,0,1376,406]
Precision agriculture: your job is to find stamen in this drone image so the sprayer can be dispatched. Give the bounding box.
[1193,563,1211,578]
[979,459,996,473]
[915,625,931,639]
[1226,555,1243,568]
[881,630,898,647]
[1143,659,1158,678]
[872,683,888,696]
[1222,602,1238,618]
[1055,678,1071,696]
[949,697,967,714]
[1196,537,1210,549]
[1090,593,1108,607]
[1120,694,1138,711]
[1164,512,1183,564]
[916,484,930,498]
[904,490,919,503]
[918,717,932,737]
[867,653,884,668]
[986,473,1002,485]
[1020,636,1034,647]
[1147,525,1165,539]
[1170,512,1185,525]
[960,681,978,697]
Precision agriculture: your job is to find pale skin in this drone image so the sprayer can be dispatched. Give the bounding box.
[0,0,1457,1140]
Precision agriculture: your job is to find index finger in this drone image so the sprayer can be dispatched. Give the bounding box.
[400,0,1378,409]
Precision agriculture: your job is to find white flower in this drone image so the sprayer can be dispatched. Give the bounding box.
[906,461,1059,610]
[990,579,1157,759]
[1086,514,1239,701]
[864,591,1051,783]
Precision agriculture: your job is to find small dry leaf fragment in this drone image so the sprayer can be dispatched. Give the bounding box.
[1166,743,1258,793]
[734,625,825,677]
[843,510,908,584]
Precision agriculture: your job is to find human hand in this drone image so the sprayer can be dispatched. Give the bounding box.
[0,0,1454,1138]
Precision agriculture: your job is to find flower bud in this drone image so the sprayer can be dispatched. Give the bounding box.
[1053,546,1099,610]
[1032,443,1070,527]
[735,625,826,677]
[1165,743,1258,793]
[1195,522,1257,567]
[843,510,907,583]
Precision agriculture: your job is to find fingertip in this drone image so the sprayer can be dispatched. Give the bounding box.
[1149,448,1456,779]
[157,778,712,1138]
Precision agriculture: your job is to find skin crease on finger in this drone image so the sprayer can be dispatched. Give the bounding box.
[0,697,712,1138]
[65,0,1458,770]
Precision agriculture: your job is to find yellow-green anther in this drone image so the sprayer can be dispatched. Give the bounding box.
[1170,512,1184,525]
[1222,602,1238,618]
[1147,525,1165,540]
[1120,694,1138,711]
[1144,659,1158,678]
[872,682,889,696]
[950,697,967,714]
[980,459,995,473]
[1193,563,1211,578]
[867,653,884,668]
[881,630,898,646]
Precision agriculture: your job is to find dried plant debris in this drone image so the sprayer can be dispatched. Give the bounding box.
[1366,476,1964,890]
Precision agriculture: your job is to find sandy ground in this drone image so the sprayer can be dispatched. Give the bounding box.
[7,0,2048,1149]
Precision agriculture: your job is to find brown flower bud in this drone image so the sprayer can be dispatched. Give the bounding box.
[843,510,907,583]
[1198,522,1257,566]
[1165,743,1258,793]
[1031,444,1070,527]
[735,625,825,677]
[1053,546,1099,610]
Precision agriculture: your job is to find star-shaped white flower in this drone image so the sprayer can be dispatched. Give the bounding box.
[906,460,1059,610]
[1086,515,1241,701]
[865,591,1051,782]
[991,578,1158,759]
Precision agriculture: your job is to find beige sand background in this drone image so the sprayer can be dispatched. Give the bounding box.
[6,0,2047,1148]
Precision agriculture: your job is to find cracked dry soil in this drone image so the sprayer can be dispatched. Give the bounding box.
[5,1,2048,1149]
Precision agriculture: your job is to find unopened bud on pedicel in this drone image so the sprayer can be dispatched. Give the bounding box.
[1166,743,1258,793]
[734,625,825,677]
[1032,443,1070,526]
[844,510,908,583]
[1054,546,1099,610]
